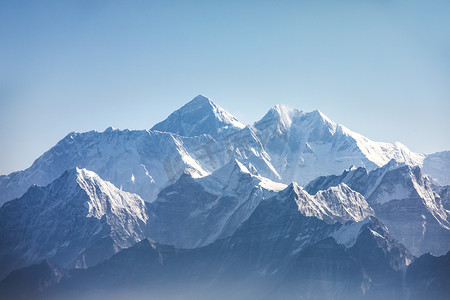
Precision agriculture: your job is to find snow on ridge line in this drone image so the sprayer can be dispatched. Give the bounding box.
[197,159,287,195]
[151,95,245,138]
[283,181,374,223]
[330,217,372,247]
[254,102,424,170]
[49,97,427,173]
[38,99,429,173]
[64,167,148,222]
[336,122,425,167]
[0,94,441,209]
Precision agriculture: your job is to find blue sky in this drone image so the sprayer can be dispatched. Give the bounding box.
[1,0,449,174]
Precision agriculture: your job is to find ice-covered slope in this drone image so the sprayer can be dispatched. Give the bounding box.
[0,119,279,206]
[433,185,450,210]
[0,157,375,283]
[253,105,425,185]
[0,168,148,279]
[146,159,374,249]
[0,96,443,208]
[423,150,450,185]
[147,160,286,248]
[275,182,374,224]
[31,199,411,300]
[152,95,245,138]
[306,161,450,255]
[0,129,214,205]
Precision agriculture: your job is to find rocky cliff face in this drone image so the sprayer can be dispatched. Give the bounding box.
[20,194,411,300]
[306,161,450,255]
[0,168,148,279]
[406,251,450,300]
[0,96,434,207]
[0,95,448,299]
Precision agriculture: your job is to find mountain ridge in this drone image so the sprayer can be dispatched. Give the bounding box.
[0,94,448,299]
[151,94,245,138]
[305,161,450,255]
[1,95,446,207]
[0,167,149,279]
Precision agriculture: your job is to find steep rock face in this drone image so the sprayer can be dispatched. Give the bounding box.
[436,185,450,210]
[146,162,373,250]
[195,191,407,292]
[0,129,215,205]
[0,95,447,299]
[151,95,245,138]
[273,238,367,300]
[0,260,69,300]
[314,183,374,222]
[406,251,450,300]
[285,182,374,223]
[0,161,375,282]
[306,164,371,195]
[365,165,450,257]
[34,195,411,300]
[0,168,148,279]
[345,219,412,300]
[306,161,450,255]
[147,160,285,248]
[0,118,278,206]
[275,219,411,300]
[423,150,450,185]
[253,105,424,186]
[0,96,432,206]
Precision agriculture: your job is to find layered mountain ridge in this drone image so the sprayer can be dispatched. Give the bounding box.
[306,160,450,255]
[0,94,449,299]
[151,94,245,137]
[0,168,148,279]
[147,159,286,248]
[0,159,378,278]
[2,209,413,299]
[0,95,445,208]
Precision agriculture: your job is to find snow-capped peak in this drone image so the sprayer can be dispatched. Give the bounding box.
[255,105,341,140]
[151,95,244,138]
[0,168,149,273]
[269,104,296,128]
[70,168,148,223]
[278,181,373,223]
[189,94,211,104]
[255,104,302,131]
[330,217,372,247]
[306,109,338,133]
[198,159,286,195]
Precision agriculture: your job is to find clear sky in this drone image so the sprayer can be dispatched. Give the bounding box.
[1,0,449,175]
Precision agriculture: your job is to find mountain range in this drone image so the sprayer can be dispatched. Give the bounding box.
[0,95,449,299]
[2,95,448,207]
